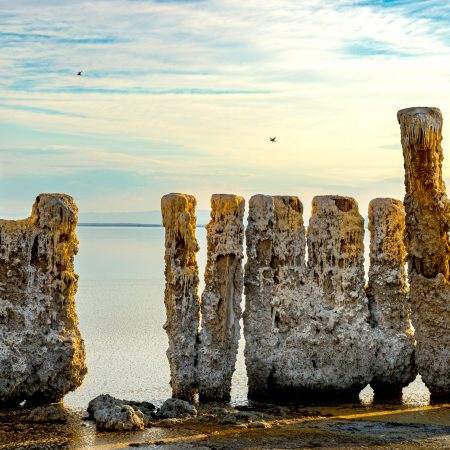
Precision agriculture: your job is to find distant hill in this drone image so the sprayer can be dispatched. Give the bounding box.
[78,210,211,226]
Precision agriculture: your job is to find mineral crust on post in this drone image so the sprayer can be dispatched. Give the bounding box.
[161,193,200,402]
[197,194,245,401]
[245,195,376,400]
[272,195,375,399]
[243,195,305,400]
[0,194,86,408]
[307,196,366,307]
[366,198,416,398]
[243,195,277,400]
[398,107,450,400]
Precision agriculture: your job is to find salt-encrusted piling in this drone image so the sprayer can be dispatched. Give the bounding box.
[161,193,200,402]
[398,107,450,400]
[0,194,86,408]
[244,195,375,400]
[243,195,305,400]
[274,195,375,399]
[307,196,366,306]
[366,198,416,399]
[197,194,245,401]
[243,195,277,400]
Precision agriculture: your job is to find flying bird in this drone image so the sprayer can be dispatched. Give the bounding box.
[269,137,276,142]
[77,71,83,76]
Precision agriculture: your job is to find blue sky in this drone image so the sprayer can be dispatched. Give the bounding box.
[1,0,450,218]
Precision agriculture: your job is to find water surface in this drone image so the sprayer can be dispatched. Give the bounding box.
[65,226,429,410]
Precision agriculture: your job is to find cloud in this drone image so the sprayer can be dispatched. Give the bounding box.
[1,0,450,213]
[341,37,413,58]
[0,102,86,117]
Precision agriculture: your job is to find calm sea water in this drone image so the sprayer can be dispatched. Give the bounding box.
[64,226,429,410]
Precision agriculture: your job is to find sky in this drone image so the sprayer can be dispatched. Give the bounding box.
[1,0,450,219]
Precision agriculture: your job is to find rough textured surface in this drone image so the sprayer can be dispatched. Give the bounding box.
[398,107,450,279]
[307,196,366,307]
[88,394,155,430]
[93,404,145,431]
[366,198,416,397]
[157,398,197,419]
[276,195,375,398]
[0,194,86,408]
[161,193,200,402]
[243,195,305,400]
[398,107,450,400]
[26,403,68,423]
[244,195,376,400]
[2,402,450,448]
[197,194,245,401]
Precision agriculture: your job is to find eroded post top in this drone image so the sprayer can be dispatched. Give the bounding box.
[311,195,359,215]
[397,107,442,150]
[31,193,78,232]
[398,107,450,280]
[161,193,199,253]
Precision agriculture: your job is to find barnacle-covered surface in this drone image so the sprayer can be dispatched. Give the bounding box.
[0,194,86,407]
[399,106,450,400]
[197,194,245,401]
[244,195,376,400]
[161,193,200,402]
[366,198,416,397]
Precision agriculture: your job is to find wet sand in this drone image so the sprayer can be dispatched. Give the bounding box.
[1,401,449,449]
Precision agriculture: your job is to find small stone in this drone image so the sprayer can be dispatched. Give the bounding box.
[87,394,121,418]
[187,415,214,423]
[156,418,181,426]
[127,401,156,425]
[210,406,230,415]
[157,398,197,419]
[94,404,144,431]
[87,394,154,431]
[26,404,68,423]
[218,413,238,425]
[248,420,271,429]
[235,411,264,421]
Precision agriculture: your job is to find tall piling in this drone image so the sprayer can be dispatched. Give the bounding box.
[398,107,450,400]
[0,194,86,407]
[282,195,375,399]
[197,194,245,401]
[161,193,200,401]
[366,198,416,399]
[243,195,305,400]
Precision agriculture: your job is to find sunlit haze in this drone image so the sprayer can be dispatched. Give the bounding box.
[2,0,450,219]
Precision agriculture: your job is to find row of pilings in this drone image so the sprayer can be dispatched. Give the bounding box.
[162,107,450,403]
[0,107,448,409]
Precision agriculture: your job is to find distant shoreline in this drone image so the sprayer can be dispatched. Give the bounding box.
[78,223,162,227]
[78,223,206,228]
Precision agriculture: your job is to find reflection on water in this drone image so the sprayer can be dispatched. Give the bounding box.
[65,226,430,411]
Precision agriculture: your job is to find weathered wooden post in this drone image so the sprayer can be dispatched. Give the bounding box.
[398,107,450,401]
[0,194,86,407]
[244,195,305,400]
[197,194,245,401]
[366,198,416,399]
[161,193,200,401]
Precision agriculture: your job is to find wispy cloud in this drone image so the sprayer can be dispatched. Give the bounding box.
[1,0,450,215]
[0,102,86,117]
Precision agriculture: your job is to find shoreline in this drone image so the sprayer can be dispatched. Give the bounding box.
[1,401,449,449]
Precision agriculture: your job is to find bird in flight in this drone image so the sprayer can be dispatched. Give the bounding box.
[269,137,276,142]
[77,71,83,76]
